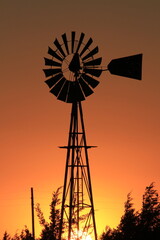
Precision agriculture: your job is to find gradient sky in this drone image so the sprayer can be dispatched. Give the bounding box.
[1,0,160,238]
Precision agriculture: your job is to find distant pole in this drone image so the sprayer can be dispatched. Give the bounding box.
[31,187,35,240]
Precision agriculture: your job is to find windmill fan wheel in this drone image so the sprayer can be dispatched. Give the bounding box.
[43,32,102,103]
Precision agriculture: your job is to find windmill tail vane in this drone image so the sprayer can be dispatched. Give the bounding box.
[42,31,143,240]
[107,53,143,80]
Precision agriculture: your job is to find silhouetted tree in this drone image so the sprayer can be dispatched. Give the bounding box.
[101,183,160,240]
[101,226,121,240]
[19,227,32,240]
[137,182,160,240]
[100,226,115,240]
[2,227,32,240]
[117,192,138,240]
[35,187,62,240]
[101,193,138,240]
[2,232,11,240]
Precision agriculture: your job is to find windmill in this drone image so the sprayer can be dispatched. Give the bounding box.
[43,32,142,240]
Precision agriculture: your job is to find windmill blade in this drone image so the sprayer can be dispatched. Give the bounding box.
[67,81,85,103]
[57,80,70,102]
[78,77,94,97]
[48,47,63,61]
[71,31,75,53]
[74,82,85,101]
[50,77,65,96]
[82,46,99,61]
[62,33,69,55]
[66,82,74,103]
[83,57,102,67]
[79,38,93,56]
[108,54,143,80]
[45,73,63,88]
[44,58,61,67]
[84,68,102,77]
[54,38,66,58]
[81,73,99,88]
[43,68,62,78]
[76,32,85,53]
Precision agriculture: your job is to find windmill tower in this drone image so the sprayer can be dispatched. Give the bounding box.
[43,32,142,240]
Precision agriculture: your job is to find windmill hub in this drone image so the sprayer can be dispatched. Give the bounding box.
[68,53,81,75]
[62,53,83,79]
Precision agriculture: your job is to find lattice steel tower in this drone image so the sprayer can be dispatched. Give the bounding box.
[43,31,142,240]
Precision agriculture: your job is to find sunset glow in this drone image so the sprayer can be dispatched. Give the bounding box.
[69,230,92,240]
[1,0,160,239]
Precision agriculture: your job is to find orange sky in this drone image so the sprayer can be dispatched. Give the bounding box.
[1,0,160,239]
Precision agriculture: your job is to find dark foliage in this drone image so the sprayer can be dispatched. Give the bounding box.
[35,187,62,240]
[2,232,11,240]
[2,227,32,240]
[136,182,160,240]
[116,192,138,240]
[3,183,160,240]
[101,183,160,240]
